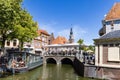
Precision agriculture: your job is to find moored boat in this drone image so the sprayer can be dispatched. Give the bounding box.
[7,51,43,73]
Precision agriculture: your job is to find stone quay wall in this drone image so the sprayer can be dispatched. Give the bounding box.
[73,58,97,78]
[73,57,84,77]
[73,58,120,80]
[96,67,120,80]
[84,65,120,80]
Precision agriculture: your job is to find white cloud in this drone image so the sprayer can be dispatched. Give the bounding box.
[58,25,87,42]
[39,21,57,34]
[58,29,69,38]
[38,23,92,44]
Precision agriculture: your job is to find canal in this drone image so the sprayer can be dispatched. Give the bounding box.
[0,64,97,80]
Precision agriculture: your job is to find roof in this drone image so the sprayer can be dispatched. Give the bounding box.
[105,3,120,20]
[100,30,120,39]
[51,36,68,44]
[37,29,50,36]
[48,33,55,40]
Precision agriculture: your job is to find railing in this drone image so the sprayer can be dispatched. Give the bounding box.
[44,51,78,57]
[76,51,95,65]
[83,55,95,65]
[27,58,43,70]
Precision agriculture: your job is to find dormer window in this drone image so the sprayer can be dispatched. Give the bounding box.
[111,21,114,31]
[111,21,114,26]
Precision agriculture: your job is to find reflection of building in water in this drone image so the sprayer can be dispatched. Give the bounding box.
[41,64,49,80]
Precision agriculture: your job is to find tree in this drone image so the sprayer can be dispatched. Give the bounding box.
[77,39,84,45]
[0,0,38,53]
[77,39,84,50]
[0,0,23,53]
[88,45,95,52]
[82,46,88,51]
[10,9,38,51]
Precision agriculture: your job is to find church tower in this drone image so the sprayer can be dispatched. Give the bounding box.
[69,28,74,43]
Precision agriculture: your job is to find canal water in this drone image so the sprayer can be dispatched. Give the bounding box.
[0,64,97,80]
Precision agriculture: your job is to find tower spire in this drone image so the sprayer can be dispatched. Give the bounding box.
[70,28,73,35]
[69,27,74,43]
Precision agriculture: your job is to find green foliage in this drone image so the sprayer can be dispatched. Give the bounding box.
[9,4,38,50]
[88,45,94,52]
[83,47,89,51]
[77,39,84,45]
[0,0,22,48]
[77,39,84,50]
[0,0,38,51]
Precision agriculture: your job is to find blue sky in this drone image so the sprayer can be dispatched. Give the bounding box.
[23,0,120,45]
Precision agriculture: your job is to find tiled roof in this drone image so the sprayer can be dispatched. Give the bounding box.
[37,29,50,36]
[52,36,68,44]
[100,30,120,39]
[105,3,120,20]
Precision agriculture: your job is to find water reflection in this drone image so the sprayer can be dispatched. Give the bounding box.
[0,64,96,80]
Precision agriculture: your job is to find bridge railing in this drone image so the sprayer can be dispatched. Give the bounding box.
[43,50,78,57]
[76,51,95,65]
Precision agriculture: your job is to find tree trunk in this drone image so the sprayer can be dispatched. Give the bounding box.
[1,35,6,56]
[19,40,24,51]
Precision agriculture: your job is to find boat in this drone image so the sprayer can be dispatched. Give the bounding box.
[6,51,43,73]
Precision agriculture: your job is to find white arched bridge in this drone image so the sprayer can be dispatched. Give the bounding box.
[43,43,80,64]
[44,53,76,64]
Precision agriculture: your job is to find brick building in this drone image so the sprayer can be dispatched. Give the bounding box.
[34,29,50,48]
[32,29,50,54]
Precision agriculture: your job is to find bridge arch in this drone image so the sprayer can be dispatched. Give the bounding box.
[46,58,57,64]
[61,58,73,65]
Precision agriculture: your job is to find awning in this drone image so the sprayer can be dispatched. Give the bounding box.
[35,48,42,51]
[23,46,34,48]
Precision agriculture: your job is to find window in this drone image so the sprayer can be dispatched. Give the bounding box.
[42,42,44,46]
[42,36,45,41]
[13,40,17,46]
[103,44,108,47]
[105,21,112,25]
[48,40,50,45]
[109,44,114,47]
[114,20,120,24]
[7,41,10,46]
[110,21,114,26]
[115,43,119,47]
[108,47,120,61]
[45,37,47,42]
[37,37,40,39]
